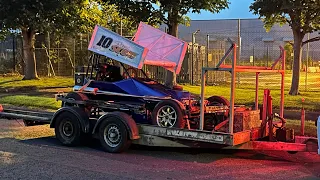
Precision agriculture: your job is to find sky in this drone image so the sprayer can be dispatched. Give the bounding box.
[186,0,259,20]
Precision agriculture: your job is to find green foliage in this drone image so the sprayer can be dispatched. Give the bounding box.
[284,43,293,69]
[0,0,135,37]
[106,0,229,28]
[250,0,320,34]
[250,0,320,95]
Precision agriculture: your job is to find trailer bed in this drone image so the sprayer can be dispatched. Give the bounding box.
[0,106,318,154]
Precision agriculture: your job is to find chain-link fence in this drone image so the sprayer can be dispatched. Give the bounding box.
[1,19,320,92]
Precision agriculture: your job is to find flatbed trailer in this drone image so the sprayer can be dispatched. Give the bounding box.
[0,104,319,154]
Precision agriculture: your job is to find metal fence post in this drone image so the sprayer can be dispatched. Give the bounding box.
[305,33,310,92]
[12,34,16,71]
[206,35,209,84]
[191,33,194,85]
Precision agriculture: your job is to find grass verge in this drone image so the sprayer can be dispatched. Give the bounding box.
[0,75,319,112]
[0,95,61,110]
[286,120,317,137]
[0,76,73,89]
[183,85,320,112]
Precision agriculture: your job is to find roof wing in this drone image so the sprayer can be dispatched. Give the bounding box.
[133,22,188,74]
[88,25,149,69]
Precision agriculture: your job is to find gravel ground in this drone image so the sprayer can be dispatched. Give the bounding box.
[0,119,320,180]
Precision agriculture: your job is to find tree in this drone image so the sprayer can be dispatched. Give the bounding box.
[0,0,85,79]
[0,0,134,80]
[106,0,229,87]
[250,0,320,95]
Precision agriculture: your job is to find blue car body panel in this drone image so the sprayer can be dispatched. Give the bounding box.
[85,78,191,100]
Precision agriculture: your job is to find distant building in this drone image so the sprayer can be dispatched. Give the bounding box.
[160,19,320,61]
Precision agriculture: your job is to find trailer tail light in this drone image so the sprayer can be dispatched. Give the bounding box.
[0,104,3,112]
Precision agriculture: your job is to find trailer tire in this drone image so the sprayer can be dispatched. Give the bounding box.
[55,111,83,146]
[152,100,186,129]
[98,118,131,153]
[63,92,91,114]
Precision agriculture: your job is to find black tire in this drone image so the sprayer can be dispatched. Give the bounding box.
[63,92,91,114]
[54,111,82,146]
[98,118,131,153]
[151,100,186,129]
[207,96,230,117]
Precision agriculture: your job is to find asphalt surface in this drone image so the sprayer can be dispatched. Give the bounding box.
[1,119,320,180]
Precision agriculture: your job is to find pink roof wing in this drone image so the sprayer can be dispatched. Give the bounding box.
[133,22,188,74]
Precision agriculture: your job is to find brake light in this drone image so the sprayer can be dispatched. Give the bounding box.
[0,104,3,112]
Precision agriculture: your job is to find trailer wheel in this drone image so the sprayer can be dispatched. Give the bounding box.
[98,118,131,153]
[207,96,230,117]
[63,92,91,114]
[55,111,82,146]
[152,100,186,129]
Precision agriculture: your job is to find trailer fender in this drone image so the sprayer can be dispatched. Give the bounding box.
[50,107,90,133]
[92,112,140,140]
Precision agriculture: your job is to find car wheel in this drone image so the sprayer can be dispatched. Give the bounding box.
[152,100,186,129]
[207,96,230,117]
[98,118,131,153]
[54,111,82,146]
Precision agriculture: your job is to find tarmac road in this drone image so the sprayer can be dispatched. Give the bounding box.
[0,119,320,180]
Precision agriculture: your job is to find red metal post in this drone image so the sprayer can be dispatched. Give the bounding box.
[268,92,273,141]
[255,72,259,110]
[229,43,237,135]
[199,68,207,130]
[262,89,269,122]
[280,47,285,118]
[301,98,305,136]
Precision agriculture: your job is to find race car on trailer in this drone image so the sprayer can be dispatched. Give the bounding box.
[0,22,319,154]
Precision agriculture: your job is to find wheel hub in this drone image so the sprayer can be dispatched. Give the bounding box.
[104,125,121,147]
[156,106,177,127]
[62,121,74,137]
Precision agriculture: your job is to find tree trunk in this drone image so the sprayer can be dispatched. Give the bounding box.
[289,29,304,95]
[21,28,38,80]
[164,10,179,88]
